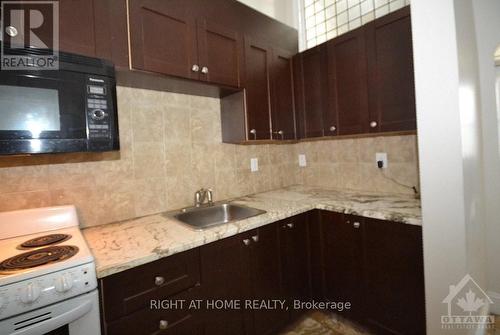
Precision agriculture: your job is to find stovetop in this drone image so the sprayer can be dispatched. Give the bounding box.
[0,206,94,286]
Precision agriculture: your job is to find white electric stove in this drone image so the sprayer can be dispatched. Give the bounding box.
[0,206,100,335]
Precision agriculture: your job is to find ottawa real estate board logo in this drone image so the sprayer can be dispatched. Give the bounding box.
[442,274,495,329]
[1,1,59,70]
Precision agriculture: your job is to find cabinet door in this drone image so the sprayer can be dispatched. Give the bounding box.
[279,214,310,319]
[366,6,416,132]
[129,0,198,79]
[363,218,425,335]
[244,37,273,140]
[200,232,252,335]
[58,0,98,57]
[197,19,243,87]
[250,223,287,335]
[327,27,369,136]
[270,48,296,140]
[307,210,325,300]
[322,212,364,319]
[297,45,328,138]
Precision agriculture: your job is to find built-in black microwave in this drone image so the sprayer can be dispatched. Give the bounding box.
[0,51,119,155]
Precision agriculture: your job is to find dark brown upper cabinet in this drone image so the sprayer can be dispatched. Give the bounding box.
[129,0,199,80]
[57,0,129,67]
[326,27,369,136]
[271,48,296,140]
[366,6,416,132]
[197,19,243,87]
[244,37,273,140]
[294,44,328,138]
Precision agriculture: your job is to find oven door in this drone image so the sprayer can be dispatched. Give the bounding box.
[0,290,101,335]
[0,70,88,155]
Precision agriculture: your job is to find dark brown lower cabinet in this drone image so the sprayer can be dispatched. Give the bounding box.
[278,214,311,320]
[100,211,425,335]
[321,212,365,319]
[363,218,426,335]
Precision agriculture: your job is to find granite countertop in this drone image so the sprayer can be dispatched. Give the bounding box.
[82,185,421,279]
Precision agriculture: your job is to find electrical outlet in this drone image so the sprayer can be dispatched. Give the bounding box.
[376,152,388,169]
[250,158,259,172]
[298,154,307,167]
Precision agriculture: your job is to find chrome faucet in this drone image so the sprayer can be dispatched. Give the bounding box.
[194,188,214,207]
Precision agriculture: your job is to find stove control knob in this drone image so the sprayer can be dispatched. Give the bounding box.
[55,274,74,293]
[20,283,41,304]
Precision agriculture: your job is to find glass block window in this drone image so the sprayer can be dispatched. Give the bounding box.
[303,0,411,50]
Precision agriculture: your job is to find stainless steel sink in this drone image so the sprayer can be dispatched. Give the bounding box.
[168,203,266,230]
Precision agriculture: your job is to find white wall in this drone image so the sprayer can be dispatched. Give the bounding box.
[411,0,488,333]
[236,0,299,29]
[472,0,500,315]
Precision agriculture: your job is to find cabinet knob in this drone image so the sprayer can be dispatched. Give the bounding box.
[154,276,165,286]
[243,238,251,246]
[191,64,200,72]
[201,66,209,74]
[329,125,336,132]
[251,235,259,243]
[286,223,294,229]
[159,320,169,330]
[273,130,284,140]
[353,222,361,229]
[249,129,257,140]
[370,121,378,128]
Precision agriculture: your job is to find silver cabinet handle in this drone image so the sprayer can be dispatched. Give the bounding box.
[286,223,294,229]
[159,320,169,330]
[155,276,165,286]
[192,64,200,72]
[243,238,251,246]
[251,235,259,243]
[201,66,209,74]
[329,125,336,132]
[249,129,257,140]
[370,121,378,128]
[353,222,361,229]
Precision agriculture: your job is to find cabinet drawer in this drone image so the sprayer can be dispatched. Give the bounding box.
[106,289,203,335]
[100,248,201,321]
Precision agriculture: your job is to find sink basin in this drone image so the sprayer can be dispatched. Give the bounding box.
[169,203,266,230]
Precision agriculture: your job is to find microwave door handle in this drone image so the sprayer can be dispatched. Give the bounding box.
[12,299,92,335]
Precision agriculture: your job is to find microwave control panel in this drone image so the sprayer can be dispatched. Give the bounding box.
[85,76,113,140]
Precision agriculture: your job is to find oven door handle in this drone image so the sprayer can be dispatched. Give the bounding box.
[13,298,92,335]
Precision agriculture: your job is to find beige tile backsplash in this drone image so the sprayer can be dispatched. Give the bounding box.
[0,87,419,228]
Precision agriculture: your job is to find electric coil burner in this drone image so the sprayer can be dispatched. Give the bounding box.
[0,245,79,274]
[18,233,72,249]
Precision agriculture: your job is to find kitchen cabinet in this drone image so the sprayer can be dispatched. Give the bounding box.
[321,212,365,319]
[200,222,285,335]
[271,48,297,140]
[22,0,128,67]
[99,248,201,332]
[366,6,416,132]
[197,19,243,87]
[326,27,369,136]
[129,0,199,80]
[200,231,252,335]
[278,214,311,319]
[294,6,415,139]
[294,44,328,138]
[244,38,273,140]
[363,217,425,335]
[99,211,425,335]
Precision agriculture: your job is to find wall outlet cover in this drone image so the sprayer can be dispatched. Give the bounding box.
[376,152,388,168]
[250,158,259,172]
[298,154,307,167]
